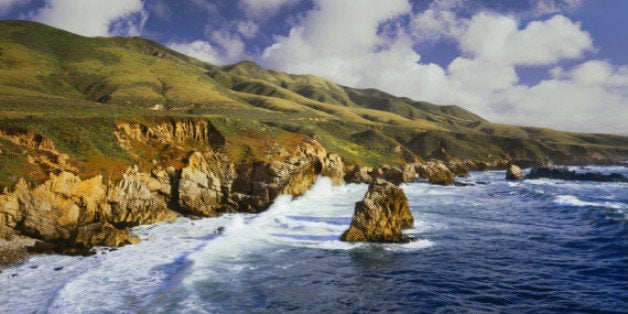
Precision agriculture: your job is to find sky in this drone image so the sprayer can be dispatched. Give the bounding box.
[1,0,627,135]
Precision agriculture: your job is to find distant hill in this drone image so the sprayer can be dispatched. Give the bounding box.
[0,20,626,186]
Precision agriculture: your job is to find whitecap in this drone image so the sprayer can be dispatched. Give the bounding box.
[553,195,623,209]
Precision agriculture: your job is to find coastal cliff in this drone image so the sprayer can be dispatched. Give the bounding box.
[0,117,501,260]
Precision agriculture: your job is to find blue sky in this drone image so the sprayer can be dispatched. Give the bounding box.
[1,0,627,134]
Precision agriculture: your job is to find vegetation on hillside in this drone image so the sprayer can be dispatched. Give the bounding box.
[0,20,626,187]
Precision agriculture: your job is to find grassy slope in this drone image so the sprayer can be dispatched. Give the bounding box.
[0,20,626,187]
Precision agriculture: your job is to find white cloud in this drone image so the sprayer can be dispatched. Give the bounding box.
[168,40,220,64]
[259,1,627,134]
[460,13,594,65]
[261,0,412,82]
[169,32,247,66]
[0,0,23,15]
[30,0,145,37]
[240,0,298,18]
[209,31,247,64]
[497,61,628,134]
[236,20,259,39]
[411,9,465,42]
[530,0,583,15]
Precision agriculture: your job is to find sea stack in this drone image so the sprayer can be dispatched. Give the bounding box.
[341,181,414,243]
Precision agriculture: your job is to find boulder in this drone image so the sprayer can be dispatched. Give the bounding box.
[344,165,373,184]
[506,163,524,180]
[73,222,139,249]
[341,182,414,243]
[415,161,455,186]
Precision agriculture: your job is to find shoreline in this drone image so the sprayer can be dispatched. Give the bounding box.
[2,164,625,271]
[0,236,37,272]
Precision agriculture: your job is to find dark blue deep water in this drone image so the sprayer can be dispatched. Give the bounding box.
[1,166,627,313]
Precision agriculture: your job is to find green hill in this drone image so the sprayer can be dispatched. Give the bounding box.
[0,20,627,186]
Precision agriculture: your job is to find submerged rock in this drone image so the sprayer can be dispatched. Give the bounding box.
[506,163,524,180]
[341,182,414,243]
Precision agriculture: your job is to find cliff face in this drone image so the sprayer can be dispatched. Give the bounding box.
[0,117,497,256]
[0,118,349,254]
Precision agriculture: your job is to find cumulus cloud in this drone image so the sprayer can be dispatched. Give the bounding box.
[460,13,594,65]
[497,61,628,133]
[261,0,412,83]
[169,40,220,64]
[411,9,465,42]
[169,32,247,65]
[259,0,627,133]
[30,0,145,37]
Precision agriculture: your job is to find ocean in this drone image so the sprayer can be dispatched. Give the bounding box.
[1,166,626,313]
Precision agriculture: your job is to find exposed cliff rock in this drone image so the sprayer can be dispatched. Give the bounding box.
[177,151,232,216]
[0,116,515,258]
[229,139,326,212]
[114,118,225,151]
[0,126,78,178]
[0,168,174,254]
[321,153,345,185]
[341,182,414,243]
[105,166,179,226]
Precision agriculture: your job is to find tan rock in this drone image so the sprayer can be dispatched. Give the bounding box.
[321,153,345,185]
[506,163,524,180]
[341,182,414,243]
[177,151,225,216]
[74,222,137,248]
[106,169,177,225]
[415,161,455,186]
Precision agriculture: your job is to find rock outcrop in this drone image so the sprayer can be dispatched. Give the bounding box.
[341,181,414,243]
[0,116,512,257]
[415,161,455,186]
[73,222,139,250]
[525,162,627,182]
[506,163,524,180]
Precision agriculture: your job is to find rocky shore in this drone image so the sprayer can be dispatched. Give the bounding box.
[0,118,508,265]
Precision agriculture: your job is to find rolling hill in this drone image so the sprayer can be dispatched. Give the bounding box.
[1,20,627,186]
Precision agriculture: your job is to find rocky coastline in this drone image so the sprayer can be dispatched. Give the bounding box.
[0,118,510,269]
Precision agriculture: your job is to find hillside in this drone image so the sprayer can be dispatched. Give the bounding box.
[1,20,627,187]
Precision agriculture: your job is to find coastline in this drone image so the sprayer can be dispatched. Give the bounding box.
[0,236,36,272]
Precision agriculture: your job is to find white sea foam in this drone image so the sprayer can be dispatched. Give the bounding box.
[0,177,434,312]
[554,195,623,209]
[0,216,234,313]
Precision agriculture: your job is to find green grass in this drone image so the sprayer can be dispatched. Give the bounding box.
[0,19,626,188]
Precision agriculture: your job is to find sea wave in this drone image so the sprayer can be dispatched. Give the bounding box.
[554,195,623,209]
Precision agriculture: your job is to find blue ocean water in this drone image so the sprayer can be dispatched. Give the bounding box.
[1,166,626,313]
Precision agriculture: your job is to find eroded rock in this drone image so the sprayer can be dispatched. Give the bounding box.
[341,182,414,243]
